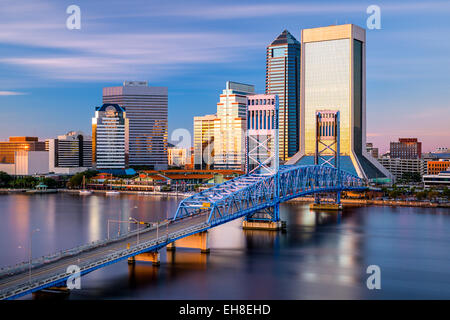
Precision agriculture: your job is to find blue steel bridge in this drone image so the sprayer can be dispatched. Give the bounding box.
[0,164,365,300]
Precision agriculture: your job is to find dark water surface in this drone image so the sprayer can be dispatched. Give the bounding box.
[1,193,449,299]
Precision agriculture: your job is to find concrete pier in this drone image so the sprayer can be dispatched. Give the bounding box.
[309,203,343,210]
[242,220,286,230]
[166,231,209,253]
[128,251,160,266]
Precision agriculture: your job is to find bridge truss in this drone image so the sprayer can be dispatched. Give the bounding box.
[173,164,366,226]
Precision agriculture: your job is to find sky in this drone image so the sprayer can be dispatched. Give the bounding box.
[0,0,449,154]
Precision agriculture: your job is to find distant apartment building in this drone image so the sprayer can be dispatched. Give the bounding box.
[92,104,129,169]
[213,81,255,171]
[168,147,188,167]
[194,114,216,170]
[427,160,450,175]
[366,143,379,158]
[435,147,449,153]
[378,157,427,180]
[266,30,300,161]
[47,131,92,174]
[390,138,422,159]
[0,137,45,164]
[103,81,168,170]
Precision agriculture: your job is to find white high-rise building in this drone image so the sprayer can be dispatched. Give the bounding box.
[92,104,129,169]
[213,81,254,171]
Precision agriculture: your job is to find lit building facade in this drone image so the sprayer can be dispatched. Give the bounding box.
[0,151,49,175]
[92,104,129,169]
[390,138,422,159]
[194,114,216,170]
[246,94,279,174]
[168,147,188,167]
[287,24,390,180]
[48,131,92,174]
[0,137,45,164]
[266,30,300,161]
[103,81,168,170]
[427,160,450,175]
[214,81,254,171]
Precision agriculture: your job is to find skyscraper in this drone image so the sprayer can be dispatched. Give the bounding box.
[214,81,254,171]
[92,104,129,169]
[266,30,300,162]
[103,81,168,170]
[287,24,390,180]
[193,114,216,170]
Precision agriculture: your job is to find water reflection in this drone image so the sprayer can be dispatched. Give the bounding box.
[1,193,450,299]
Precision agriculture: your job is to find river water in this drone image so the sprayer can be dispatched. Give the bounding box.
[1,192,449,299]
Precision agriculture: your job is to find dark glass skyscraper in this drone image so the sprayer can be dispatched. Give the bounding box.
[266,30,300,162]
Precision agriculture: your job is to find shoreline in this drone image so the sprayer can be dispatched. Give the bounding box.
[1,188,449,208]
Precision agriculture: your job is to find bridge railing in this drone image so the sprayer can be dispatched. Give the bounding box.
[0,221,169,280]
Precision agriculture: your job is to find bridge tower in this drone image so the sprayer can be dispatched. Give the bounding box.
[311,110,342,210]
[243,94,284,230]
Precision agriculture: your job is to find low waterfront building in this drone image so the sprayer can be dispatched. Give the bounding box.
[0,150,49,175]
[423,171,450,189]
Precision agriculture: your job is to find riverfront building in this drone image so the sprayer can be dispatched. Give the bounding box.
[47,131,92,174]
[287,24,390,180]
[168,147,188,167]
[423,171,450,188]
[213,81,254,171]
[92,104,129,169]
[266,30,300,162]
[194,114,217,170]
[0,137,45,164]
[390,138,422,159]
[377,157,427,180]
[103,81,168,170]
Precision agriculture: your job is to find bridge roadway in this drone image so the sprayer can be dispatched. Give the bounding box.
[0,213,210,300]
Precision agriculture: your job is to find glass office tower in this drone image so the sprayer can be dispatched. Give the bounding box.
[266,30,300,162]
[287,24,390,180]
[103,81,168,170]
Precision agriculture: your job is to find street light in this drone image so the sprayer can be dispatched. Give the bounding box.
[29,228,40,284]
[129,217,149,245]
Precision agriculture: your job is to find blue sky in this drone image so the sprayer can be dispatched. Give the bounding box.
[0,0,449,153]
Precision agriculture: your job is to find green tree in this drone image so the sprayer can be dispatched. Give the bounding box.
[0,171,12,188]
[67,170,98,189]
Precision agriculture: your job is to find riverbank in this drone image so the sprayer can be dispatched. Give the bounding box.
[59,189,193,198]
[288,197,450,208]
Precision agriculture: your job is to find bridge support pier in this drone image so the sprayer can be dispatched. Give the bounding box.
[242,220,285,230]
[166,231,210,253]
[33,286,70,299]
[128,251,160,266]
